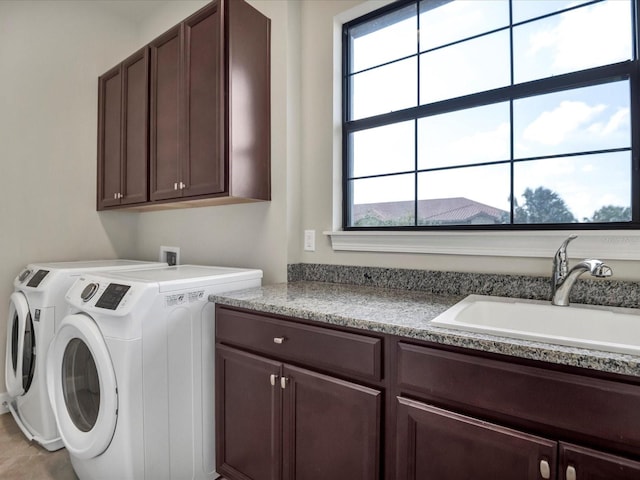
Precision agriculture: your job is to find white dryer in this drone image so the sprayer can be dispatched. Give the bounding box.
[46,265,262,480]
[4,259,166,451]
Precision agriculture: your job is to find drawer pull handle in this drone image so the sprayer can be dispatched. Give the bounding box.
[539,460,550,479]
[273,337,286,344]
[566,465,576,480]
[269,374,278,386]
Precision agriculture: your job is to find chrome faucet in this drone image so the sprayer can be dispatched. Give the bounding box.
[551,235,613,306]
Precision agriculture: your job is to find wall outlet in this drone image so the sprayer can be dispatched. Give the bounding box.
[304,230,316,252]
[159,246,180,266]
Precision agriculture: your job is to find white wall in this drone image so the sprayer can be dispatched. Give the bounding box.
[0,1,143,395]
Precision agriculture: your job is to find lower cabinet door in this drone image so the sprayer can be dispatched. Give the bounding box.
[396,397,557,480]
[560,442,640,480]
[282,365,382,480]
[216,345,282,480]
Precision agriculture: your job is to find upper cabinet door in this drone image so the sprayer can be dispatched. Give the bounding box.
[97,48,149,211]
[121,48,149,206]
[183,2,225,197]
[97,65,122,210]
[150,25,182,201]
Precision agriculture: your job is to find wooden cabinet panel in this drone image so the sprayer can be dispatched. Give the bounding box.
[122,49,148,205]
[396,398,557,480]
[183,3,224,197]
[97,48,148,210]
[226,0,271,200]
[397,341,640,457]
[216,306,383,382]
[150,25,181,201]
[282,365,381,480]
[97,66,122,209]
[559,443,640,480]
[216,345,281,480]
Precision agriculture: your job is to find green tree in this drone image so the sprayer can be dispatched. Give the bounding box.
[585,205,631,223]
[514,187,577,224]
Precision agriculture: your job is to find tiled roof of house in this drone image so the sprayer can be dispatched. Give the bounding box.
[353,197,507,224]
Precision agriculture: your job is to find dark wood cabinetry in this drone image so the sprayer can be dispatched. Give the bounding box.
[216,308,382,480]
[97,0,270,211]
[215,304,640,479]
[97,48,149,209]
[396,341,640,479]
[396,398,557,480]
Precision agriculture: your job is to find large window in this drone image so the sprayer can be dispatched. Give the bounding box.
[343,0,639,230]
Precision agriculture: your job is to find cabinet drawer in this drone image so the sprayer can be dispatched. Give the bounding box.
[397,342,640,457]
[216,306,383,381]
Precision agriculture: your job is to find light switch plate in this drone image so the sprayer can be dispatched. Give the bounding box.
[304,230,316,251]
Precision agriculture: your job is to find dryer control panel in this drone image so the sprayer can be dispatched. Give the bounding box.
[95,284,131,310]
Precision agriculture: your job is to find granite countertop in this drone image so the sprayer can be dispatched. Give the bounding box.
[210,281,640,378]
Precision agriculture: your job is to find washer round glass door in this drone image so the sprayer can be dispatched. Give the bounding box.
[5,292,35,397]
[47,313,117,459]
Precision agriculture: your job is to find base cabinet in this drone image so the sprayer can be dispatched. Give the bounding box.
[396,398,557,480]
[559,443,640,480]
[216,345,381,480]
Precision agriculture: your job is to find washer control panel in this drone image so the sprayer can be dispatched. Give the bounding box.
[95,283,131,310]
[26,269,49,288]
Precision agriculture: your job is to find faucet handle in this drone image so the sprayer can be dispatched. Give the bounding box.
[554,234,577,278]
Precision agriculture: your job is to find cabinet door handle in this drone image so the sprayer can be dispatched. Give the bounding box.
[280,377,288,389]
[114,193,118,199]
[179,181,186,189]
[566,465,576,480]
[539,460,550,479]
[118,193,123,199]
[273,337,286,344]
[269,374,278,386]
[174,182,178,190]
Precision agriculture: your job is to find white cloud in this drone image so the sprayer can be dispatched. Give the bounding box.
[589,107,630,136]
[527,1,630,72]
[523,100,606,145]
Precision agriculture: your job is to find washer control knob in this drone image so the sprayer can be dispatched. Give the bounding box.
[81,283,99,302]
[18,269,32,283]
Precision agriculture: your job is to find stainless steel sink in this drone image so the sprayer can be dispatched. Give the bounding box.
[431,295,640,355]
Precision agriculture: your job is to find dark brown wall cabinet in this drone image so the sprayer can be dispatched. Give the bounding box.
[97,48,149,209]
[216,307,382,480]
[97,0,270,211]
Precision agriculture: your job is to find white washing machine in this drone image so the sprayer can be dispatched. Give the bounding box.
[46,265,262,480]
[4,259,166,451]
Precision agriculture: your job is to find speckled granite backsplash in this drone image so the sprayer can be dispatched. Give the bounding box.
[287,263,640,308]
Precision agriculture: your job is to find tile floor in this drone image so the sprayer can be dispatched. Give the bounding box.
[0,412,77,480]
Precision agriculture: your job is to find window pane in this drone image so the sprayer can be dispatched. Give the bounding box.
[351,121,415,178]
[350,174,415,226]
[514,152,631,224]
[513,0,601,24]
[417,164,510,225]
[419,0,509,51]
[349,3,417,72]
[419,30,510,104]
[418,102,510,170]
[351,57,417,120]
[513,1,632,84]
[514,81,630,159]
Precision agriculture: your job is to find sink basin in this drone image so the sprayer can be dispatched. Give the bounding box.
[431,295,640,355]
